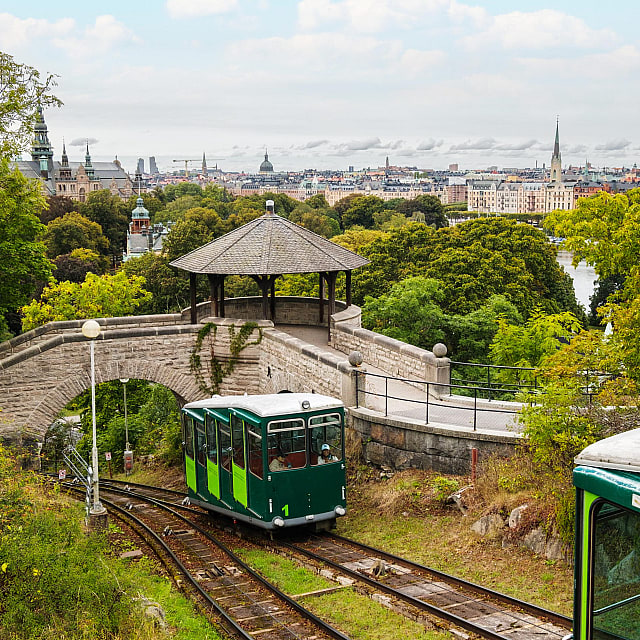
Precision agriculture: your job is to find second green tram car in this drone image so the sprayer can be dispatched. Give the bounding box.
[571,428,640,640]
[181,393,347,530]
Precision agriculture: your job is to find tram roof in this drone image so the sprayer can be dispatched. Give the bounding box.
[183,393,344,417]
[574,428,640,474]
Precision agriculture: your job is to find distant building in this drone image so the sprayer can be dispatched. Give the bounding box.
[123,196,169,262]
[259,149,274,173]
[149,156,159,174]
[15,108,133,202]
[136,158,145,175]
[448,163,459,172]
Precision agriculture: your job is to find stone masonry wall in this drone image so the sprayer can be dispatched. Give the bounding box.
[257,327,354,398]
[350,407,519,475]
[0,319,266,444]
[330,323,450,388]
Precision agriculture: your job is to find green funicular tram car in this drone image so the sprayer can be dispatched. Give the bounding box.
[181,393,347,531]
[572,428,640,640]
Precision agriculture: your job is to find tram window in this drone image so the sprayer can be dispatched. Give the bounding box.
[591,501,640,639]
[219,422,231,471]
[184,417,194,458]
[309,413,342,464]
[231,414,245,470]
[248,429,264,479]
[196,423,206,466]
[267,419,306,470]
[205,415,217,464]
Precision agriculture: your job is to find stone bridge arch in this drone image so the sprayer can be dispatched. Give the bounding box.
[0,315,268,445]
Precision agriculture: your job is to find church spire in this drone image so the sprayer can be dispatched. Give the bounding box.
[550,117,562,183]
[84,140,95,179]
[59,138,72,180]
[31,106,54,177]
[202,151,207,176]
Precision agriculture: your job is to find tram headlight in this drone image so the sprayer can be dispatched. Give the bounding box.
[273,517,285,527]
[335,506,346,516]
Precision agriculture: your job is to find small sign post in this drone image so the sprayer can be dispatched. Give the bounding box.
[58,469,66,480]
[105,452,112,479]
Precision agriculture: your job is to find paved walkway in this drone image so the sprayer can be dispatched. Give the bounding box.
[276,324,521,434]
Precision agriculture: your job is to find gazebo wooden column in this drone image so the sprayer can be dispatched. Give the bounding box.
[325,271,338,342]
[189,273,197,324]
[206,274,226,318]
[345,270,352,307]
[251,275,278,320]
[318,272,325,324]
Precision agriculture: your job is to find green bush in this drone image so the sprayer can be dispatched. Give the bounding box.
[432,476,460,504]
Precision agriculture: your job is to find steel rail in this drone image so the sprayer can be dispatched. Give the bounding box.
[64,485,253,640]
[326,532,572,628]
[98,483,352,640]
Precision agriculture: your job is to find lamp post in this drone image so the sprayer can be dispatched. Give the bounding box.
[120,378,134,475]
[81,319,107,527]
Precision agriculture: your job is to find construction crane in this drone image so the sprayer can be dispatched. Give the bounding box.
[172,159,200,178]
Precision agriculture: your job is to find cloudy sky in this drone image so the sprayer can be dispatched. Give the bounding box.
[4,1,639,173]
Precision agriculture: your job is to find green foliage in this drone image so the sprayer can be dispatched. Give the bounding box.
[190,322,263,396]
[489,309,583,371]
[396,194,448,228]
[43,211,109,258]
[342,195,385,229]
[432,476,460,503]
[353,218,583,321]
[21,271,152,330]
[0,159,52,323]
[0,51,62,157]
[53,247,108,282]
[78,190,129,262]
[362,276,522,362]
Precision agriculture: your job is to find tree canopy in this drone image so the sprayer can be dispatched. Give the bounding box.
[0,160,52,331]
[0,52,62,157]
[21,272,151,330]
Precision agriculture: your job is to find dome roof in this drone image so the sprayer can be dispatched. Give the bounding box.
[131,196,150,220]
[259,150,274,173]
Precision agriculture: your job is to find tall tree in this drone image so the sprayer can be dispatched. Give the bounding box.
[0,52,62,157]
[396,195,448,228]
[0,159,52,333]
[43,211,109,258]
[79,190,129,264]
[21,272,151,330]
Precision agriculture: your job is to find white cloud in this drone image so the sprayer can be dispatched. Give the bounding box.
[450,137,496,151]
[417,138,443,150]
[463,9,618,50]
[166,0,237,18]
[0,13,73,49]
[52,15,139,57]
[400,48,446,72]
[595,139,631,151]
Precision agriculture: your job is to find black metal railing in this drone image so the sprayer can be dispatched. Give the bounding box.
[354,370,521,431]
[449,361,538,400]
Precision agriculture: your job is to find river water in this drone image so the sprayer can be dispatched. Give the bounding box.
[556,250,598,310]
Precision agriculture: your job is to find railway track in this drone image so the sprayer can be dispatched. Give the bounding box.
[94,479,574,640]
[281,534,572,640]
[67,480,351,640]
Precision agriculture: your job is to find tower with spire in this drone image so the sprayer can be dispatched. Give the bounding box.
[202,152,208,177]
[31,107,54,178]
[550,118,562,182]
[59,140,72,180]
[259,149,274,173]
[84,141,95,179]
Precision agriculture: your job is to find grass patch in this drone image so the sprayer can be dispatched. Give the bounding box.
[300,590,454,639]
[234,548,334,595]
[339,469,574,616]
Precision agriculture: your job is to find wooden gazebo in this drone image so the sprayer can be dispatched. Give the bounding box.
[169,201,369,338]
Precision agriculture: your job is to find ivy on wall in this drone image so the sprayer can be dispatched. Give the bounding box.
[189,321,263,396]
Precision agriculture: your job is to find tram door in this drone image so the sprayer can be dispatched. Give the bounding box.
[230,412,248,508]
[183,415,196,493]
[204,413,220,500]
[217,419,234,507]
[194,421,207,497]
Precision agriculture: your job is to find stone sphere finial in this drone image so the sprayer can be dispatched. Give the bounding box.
[348,350,363,367]
[433,343,447,358]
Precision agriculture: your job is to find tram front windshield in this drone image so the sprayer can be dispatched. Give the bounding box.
[591,501,640,639]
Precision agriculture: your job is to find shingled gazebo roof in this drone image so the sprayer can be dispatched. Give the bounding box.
[169,211,369,275]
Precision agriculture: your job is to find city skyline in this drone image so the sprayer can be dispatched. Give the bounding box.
[4,1,640,173]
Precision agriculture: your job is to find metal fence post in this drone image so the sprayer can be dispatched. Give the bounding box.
[426,382,429,424]
[385,376,388,417]
[473,387,478,431]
